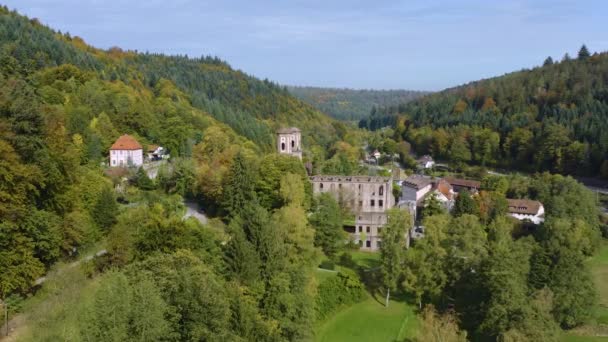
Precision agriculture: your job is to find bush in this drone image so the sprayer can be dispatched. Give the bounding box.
[338,252,357,269]
[315,269,366,320]
[319,259,335,270]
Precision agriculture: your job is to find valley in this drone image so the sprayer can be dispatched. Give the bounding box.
[1,4,607,342]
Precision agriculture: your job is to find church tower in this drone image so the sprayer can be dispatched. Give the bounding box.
[276,127,302,160]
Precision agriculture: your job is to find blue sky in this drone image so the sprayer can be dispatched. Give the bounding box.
[5,0,608,90]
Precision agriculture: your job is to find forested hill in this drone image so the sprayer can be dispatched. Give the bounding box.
[0,7,341,150]
[288,86,428,121]
[360,47,608,177]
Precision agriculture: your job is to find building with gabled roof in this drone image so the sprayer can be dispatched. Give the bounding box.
[109,134,143,167]
[507,199,545,224]
[444,177,481,193]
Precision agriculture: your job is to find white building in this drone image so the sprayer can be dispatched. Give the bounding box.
[433,179,456,212]
[401,175,433,204]
[109,134,143,167]
[417,155,435,169]
[276,127,302,159]
[507,199,545,224]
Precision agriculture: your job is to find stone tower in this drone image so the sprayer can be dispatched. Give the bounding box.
[276,127,302,159]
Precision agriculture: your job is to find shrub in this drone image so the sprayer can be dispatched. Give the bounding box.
[319,260,335,270]
[316,269,366,320]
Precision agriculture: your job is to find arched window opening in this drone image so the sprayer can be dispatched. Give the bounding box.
[291,140,295,148]
[281,142,285,151]
[320,183,324,190]
[379,185,384,196]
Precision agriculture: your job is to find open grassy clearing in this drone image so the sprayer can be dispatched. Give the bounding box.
[316,294,418,342]
[315,250,419,342]
[563,243,608,341]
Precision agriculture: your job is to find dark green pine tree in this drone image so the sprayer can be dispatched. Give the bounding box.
[223,152,255,217]
[543,56,554,66]
[135,167,155,190]
[92,186,119,230]
[309,193,344,258]
[224,218,262,288]
[452,190,479,217]
[578,44,590,60]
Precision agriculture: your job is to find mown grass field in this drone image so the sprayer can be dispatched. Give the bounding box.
[315,250,419,342]
[563,243,608,341]
[316,295,418,342]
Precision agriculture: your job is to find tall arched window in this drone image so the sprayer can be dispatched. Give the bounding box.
[320,183,324,190]
[379,185,384,196]
[291,140,295,148]
[281,142,285,151]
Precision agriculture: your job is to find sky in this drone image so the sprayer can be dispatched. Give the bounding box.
[4,0,608,90]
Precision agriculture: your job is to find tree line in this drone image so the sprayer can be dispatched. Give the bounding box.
[360,45,608,177]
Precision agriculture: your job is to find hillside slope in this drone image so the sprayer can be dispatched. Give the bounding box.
[361,49,608,177]
[0,7,341,150]
[288,86,427,121]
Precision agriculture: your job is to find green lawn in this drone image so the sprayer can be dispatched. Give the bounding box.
[563,243,608,341]
[315,295,418,342]
[315,250,418,342]
[350,250,381,269]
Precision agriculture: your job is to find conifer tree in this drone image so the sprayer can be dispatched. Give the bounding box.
[92,186,118,230]
[223,152,255,217]
[578,44,590,60]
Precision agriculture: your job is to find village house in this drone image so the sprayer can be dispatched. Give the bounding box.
[507,199,545,224]
[444,177,481,193]
[276,127,302,160]
[432,179,456,211]
[309,175,395,251]
[417,155,435,169]
[401,175,433,205]
[109,134,143,167]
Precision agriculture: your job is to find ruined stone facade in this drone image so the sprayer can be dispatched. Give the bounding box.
[276,127,302,159]
[309,175,394,251]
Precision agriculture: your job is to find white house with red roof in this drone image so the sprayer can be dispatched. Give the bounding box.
[109,134,143,167]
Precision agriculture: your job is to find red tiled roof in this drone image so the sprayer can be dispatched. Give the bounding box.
[110,135,142,150]
[436,179,454,200]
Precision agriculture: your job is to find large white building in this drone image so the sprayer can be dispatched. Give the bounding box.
[276,127,302,159]
[401,175,433,204]
[507,199,545,224]
[109,134,143,167]
[309,175,396,251]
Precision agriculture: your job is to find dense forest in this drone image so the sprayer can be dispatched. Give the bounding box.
[0,7,357,341]
[0,6,606,342]
[288,86,427,121]
[360,46,608,177]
